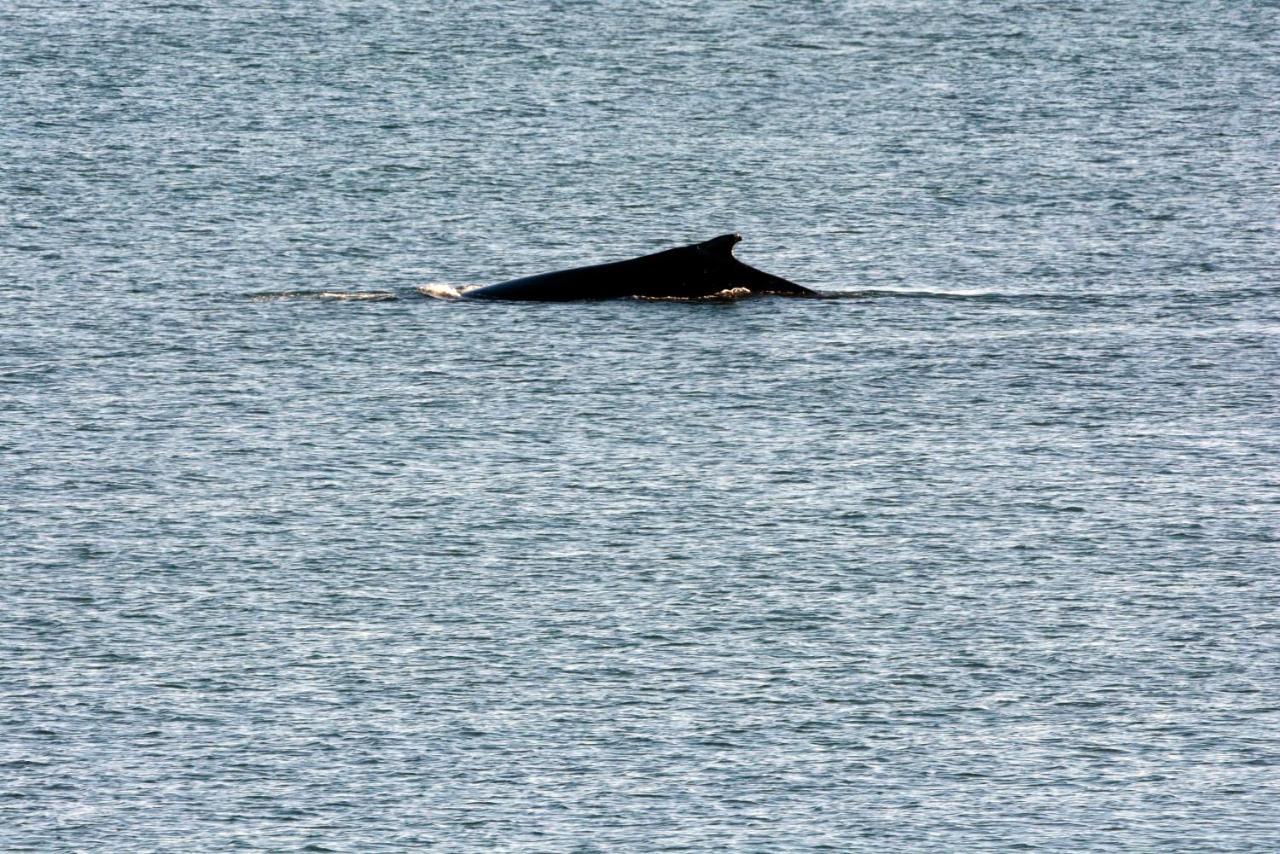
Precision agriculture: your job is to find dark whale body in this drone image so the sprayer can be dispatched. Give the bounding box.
[463,234,816,301]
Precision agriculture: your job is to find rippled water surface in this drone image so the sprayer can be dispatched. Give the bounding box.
[3,1,1279,850]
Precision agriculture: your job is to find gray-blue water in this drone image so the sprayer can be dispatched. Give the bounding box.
[3,1,1278,849]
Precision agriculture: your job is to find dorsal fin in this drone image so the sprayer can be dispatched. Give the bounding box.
[698,233,742,256]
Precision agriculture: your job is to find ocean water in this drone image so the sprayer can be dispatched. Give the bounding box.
[3,1,1278,849]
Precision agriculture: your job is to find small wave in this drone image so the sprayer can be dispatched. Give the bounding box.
[0,361,59,380]
[248,290,397,302]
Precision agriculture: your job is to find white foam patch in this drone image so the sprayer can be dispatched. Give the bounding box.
[637,287,756,302]
[705,287,753,300]
[416,282,464,299]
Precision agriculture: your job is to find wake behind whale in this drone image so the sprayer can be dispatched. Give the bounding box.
[249,290,398,302]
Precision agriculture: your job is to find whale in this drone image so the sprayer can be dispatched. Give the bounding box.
[458,234,817,301]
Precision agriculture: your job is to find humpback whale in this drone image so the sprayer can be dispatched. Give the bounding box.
[458,234,816,301]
